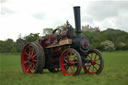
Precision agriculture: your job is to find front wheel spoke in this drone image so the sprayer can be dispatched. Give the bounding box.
[96,63,100,66]
[69,60,73,64]
[96,58,100,61]
[94,54,97,60]
[92,65,95,72]
[73,64,77,68]
[64,65,69,70]
[91,53,93,59]
[93,65,98,71]
[69,66,74,72]
[70,60,77,65]
[64,59,68,63]
[73,55,76,60]
[63,63,68,66]
[69,52,73,56]
[88,66,91,71]
[88,55,92,60]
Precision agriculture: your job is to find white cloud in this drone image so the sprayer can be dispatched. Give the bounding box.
[0,0,128,41]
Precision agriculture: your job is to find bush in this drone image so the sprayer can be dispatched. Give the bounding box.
[100,40,115,51]
[116,42,128,50]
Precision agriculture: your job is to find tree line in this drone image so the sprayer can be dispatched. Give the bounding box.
[0,33,40,53]
[83,28,128,51]
[0,27,128,53]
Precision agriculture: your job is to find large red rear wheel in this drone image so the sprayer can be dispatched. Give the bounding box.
[83,49,104,74]
[60,48,82,76]
[21,42,45,74]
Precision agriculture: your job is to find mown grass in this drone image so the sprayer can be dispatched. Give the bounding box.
[0,51,128,85]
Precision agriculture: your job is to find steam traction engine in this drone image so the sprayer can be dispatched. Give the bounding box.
[21,6,104,76]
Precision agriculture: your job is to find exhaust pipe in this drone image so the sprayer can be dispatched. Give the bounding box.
[73,6,82,37]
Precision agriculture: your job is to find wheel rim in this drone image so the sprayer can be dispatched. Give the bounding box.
[60,50,79,76]
[83,51,102,74]
[21,44,37,74]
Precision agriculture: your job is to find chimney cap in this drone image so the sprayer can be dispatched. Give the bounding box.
[74,6,80,8]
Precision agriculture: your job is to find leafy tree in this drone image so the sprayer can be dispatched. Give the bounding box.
[16,38,25,53]
[0,39,15,53]
[24,33,40,42]
[82,28,128,51]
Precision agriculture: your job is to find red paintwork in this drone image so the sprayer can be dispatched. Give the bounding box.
[81,40,88,50]
[38,28,72,57]
[60,49,78,76]
[39,28,69,48]
[21,44,37,74]
[83,51,101,74]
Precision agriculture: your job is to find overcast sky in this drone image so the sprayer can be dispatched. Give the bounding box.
[0,0,128,41]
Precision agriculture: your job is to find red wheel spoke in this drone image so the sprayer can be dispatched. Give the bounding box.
[69,60,77,66]
[25,52,29,56]
[28,51,31,58]
[88,55,92,60]
[21,43,39,74]
[33,59,37,63]
[69,52,73,56]
[24,60,29,65]
[69,60,73,64]
[92,65,95,72]
[27,64,32,71]
[93,65,98,71]
[94,54,97,60]
[83,50,104,74]
[32,53,36,58]
[69,66,73,72]
[31,48,35,56]
[73,61,77,64]
[96,63,100,66]
[96,58,100,61]
[64,65,69,70]
[29,50,32,57]
[63,63,67,66]
[69,66,76,73]
[73,55,77,60]
[73,64,77,68]
[88,66,91,71]
[31,63,36,70]
[64,59,68,63]
[91,53,93,59]
[60,48,81,76]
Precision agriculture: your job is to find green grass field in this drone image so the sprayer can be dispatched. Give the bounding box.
[0,51,128,85]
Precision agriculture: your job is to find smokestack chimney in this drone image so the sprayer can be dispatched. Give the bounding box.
[73,6,82,37]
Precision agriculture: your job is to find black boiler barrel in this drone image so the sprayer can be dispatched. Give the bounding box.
[73,6,82,37]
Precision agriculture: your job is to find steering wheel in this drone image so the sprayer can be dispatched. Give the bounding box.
[52,28,61,35]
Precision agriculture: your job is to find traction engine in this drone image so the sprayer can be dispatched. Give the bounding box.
[21,6,104,76]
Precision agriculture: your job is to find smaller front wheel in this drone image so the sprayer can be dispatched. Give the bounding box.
[60,48,82,76]
[83,49,104,74]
